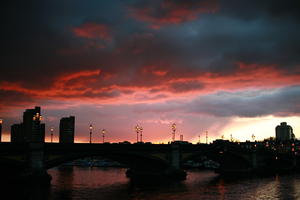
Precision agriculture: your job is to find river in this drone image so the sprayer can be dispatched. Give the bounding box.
[2,166,300,199]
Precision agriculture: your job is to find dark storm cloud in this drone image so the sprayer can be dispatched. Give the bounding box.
[1,1,73,88]
[1,1,127,88]
[156,12,300,75]
[187,86,300,117]
[128,0,218,29]
[215,0,300,72]
[125,0,300,79]
[1,0,300,105]
[219,0,300,21]
[133,85,300,118]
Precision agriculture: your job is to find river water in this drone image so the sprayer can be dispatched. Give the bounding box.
[3,166,300,200]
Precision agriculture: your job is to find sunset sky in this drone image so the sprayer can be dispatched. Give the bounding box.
[1,0,300,143]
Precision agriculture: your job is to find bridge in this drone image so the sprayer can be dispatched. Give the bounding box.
[0,140,298,185]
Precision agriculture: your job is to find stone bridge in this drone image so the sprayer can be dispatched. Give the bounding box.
[0,141,297,184]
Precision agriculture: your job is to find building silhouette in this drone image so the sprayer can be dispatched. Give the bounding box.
[59,116,75,143]
[276,122,295,141]
[10,106,45,143]
[11,123,24,143]
[32,114,45,143]
[23,107,42,142]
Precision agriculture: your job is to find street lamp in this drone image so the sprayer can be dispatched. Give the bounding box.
[135,124,140,143]
[102,129,106,143]
[206,131,208,144]
[50,127,54,143]
[171,123,176,142]
[139,126,143,142]
[32,113,42,142]
[89,124,93,144]
[33,113,42,121]
[0,119,3,143]
[252,134,255,141]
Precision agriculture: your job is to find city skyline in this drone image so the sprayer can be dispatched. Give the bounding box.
[0,106,298,144]
[1,0,300,143]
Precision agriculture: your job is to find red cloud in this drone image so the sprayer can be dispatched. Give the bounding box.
[58,69,101,82]
[195,63,300,92]
[142,65,168,76]
[137,62,300,97]
[1,63,300,108]
[0,70,102,101]
[72,22,112,41]
[129,0,218,29]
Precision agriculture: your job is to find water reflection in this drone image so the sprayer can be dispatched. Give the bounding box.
[52,166,74,200]
[217,179,226,200]
[276,175,297,200]
[49,166,130,200]
[1,167,300,200]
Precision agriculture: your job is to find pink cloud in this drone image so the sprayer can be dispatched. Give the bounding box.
[142,65,169,76]
[1,62,300,109]
[72,22,112,41]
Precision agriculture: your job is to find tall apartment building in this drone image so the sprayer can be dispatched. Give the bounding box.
[275,122,295,141]
[59,116,75,143]
[11,106,45,143]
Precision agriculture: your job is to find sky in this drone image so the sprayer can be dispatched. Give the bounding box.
[1,0,300,143]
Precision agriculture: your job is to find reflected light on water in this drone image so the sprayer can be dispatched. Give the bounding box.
[2,167,300,200]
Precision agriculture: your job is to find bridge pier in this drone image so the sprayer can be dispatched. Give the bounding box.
[165,144,186,180]
[251,152,257,170]
[170,144,180,169]
[24,143,51,185]
[126,144,186,182]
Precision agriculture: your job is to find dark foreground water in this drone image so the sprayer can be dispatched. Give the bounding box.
[3,166,300,200]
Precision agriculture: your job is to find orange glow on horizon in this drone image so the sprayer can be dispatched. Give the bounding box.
[218,116,300,142]
[3,114,300,145]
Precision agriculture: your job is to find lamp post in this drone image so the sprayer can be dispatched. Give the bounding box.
[206,131,208,144]
[0,119,2,142]
[50,127,54,143]
[198,134,200,144]
[171,123,176,142]
[139,126,143,142]
[252,134,255,141]
[135,125,140,143]
[89,124,93,144]
[33,112,42,121]
[102,129,106,143]
[32,113,42,142]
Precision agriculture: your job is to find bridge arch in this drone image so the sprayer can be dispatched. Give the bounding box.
[181,149,253,171]
[45,151,170,172]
